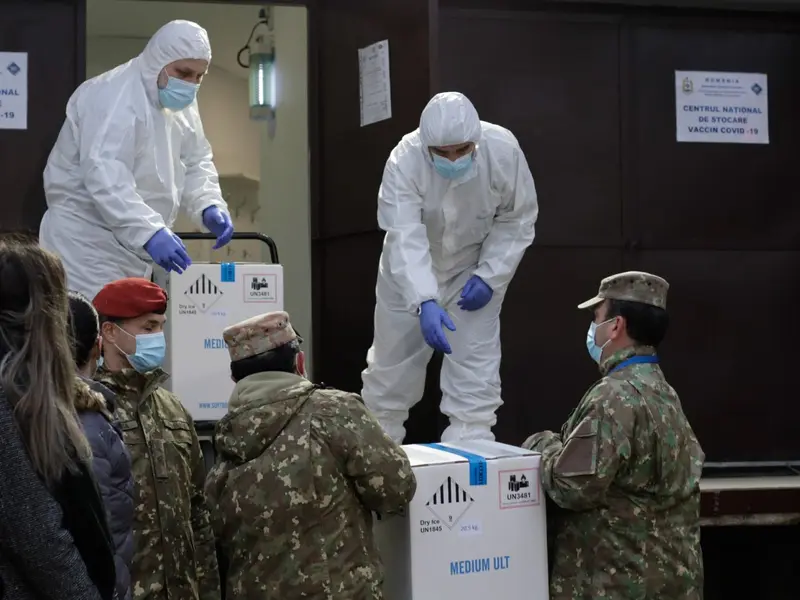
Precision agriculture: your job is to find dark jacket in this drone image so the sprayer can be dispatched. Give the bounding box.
[0,387,103,600]
[76,377,135,600]
[52,455,117,600]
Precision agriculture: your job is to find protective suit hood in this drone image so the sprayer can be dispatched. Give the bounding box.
[138,20,212,107]
[419,92,482,150]
[40,17,228,301]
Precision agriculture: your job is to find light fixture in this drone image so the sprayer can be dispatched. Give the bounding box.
[238,6,277,137]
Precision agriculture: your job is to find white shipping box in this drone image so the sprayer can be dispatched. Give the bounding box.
[375,440,549,600]
[154,262,283,422]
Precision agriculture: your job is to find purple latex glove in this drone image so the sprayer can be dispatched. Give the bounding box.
[419,300,456,354]
[144,228,191,273]
[457,275,493,311]
[202,206,234,249]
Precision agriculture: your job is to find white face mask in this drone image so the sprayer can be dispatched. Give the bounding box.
[114,325,167,373]
[432,152,473,179]
[586,318,614,363]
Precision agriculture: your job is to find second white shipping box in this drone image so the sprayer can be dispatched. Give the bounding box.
[375,440,549,600]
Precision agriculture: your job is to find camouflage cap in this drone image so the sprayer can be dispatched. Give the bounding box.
[222,311,300,362]
[577,271,669,310]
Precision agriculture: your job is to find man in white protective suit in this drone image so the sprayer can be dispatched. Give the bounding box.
[361,91,539,443]
[39,20,234,300]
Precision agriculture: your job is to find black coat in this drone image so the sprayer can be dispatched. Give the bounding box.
[0,389,103,600]
[77,377,134,600]
[52,457,117,600]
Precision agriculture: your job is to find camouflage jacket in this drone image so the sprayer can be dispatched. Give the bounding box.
[95,367,221,600]
[205,372,417,600]
[524,346,705,600]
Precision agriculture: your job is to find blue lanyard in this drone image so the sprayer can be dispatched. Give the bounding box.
[609,355,659,373]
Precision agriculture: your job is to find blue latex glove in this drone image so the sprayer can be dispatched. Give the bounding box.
[202,206,234,249]
[457,275,493,311]
[144,228,192,273]
[419,300,456,354]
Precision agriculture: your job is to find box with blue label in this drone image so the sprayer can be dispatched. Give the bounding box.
[154,262,283,422]
[375,441,548,600]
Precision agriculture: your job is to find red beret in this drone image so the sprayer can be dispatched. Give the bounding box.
[92,278,168,319]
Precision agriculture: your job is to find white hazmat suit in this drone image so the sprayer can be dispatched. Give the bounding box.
[40,20,229,300]
[361,92,539,443]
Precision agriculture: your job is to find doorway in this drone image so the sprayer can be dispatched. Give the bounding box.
[85,0,315,375]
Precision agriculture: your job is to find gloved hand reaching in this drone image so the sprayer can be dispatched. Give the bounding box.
[419,300,456,354]
[202,206,235,249]
[144,228,192,273]
[457,275,493,311]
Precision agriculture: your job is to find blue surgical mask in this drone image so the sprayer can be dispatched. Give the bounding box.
[432,153,473,180]
[115,326,166,373]
[586,319,614,364]
[158,76,198,111]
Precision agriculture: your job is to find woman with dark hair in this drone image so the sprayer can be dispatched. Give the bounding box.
[0,232,115,600]
[68,291,135,600]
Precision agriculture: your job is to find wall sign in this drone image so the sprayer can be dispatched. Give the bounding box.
[0,52,28,130]
[358,40,391,127]
[675,70,768,144]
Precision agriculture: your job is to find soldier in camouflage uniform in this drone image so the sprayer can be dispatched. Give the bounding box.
[92,278,221,600]
[205,311,417,599]
[523,271,705,599]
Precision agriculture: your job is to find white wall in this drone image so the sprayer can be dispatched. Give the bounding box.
[258,7,313,375]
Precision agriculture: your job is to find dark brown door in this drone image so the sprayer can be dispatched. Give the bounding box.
[437,8,626,444]
[621,13,800,462]
[0,0,85,233]
[437,6,800,462]
[313,0,436,410]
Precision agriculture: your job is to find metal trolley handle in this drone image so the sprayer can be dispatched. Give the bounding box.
[176,231,280,264]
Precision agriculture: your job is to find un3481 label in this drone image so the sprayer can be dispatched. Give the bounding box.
[498,468,539,509]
